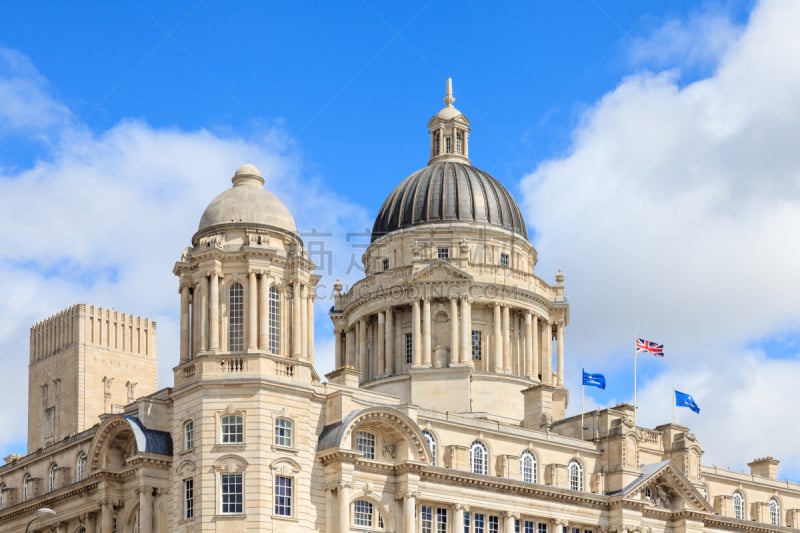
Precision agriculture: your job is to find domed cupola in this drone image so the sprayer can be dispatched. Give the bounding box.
[196,164,297,241]
[371,79,528,242]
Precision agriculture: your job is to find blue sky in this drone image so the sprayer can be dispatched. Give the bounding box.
[3,0,800,481]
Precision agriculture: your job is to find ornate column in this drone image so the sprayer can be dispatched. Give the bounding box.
[542,321,553,384]
[139,487,153,533]
[454,504,468,533]
[377,311,386,377]
[259,273,269,350]
[334,329,344,368]
[248,272,258,350]
[531,315,540,380]
[358,318,368,373]
[412,300,421,367]
[493,304,503,372]
[209,272,219,351]
[385,307,395,375]
[300,285,308,360]
[307,293,315,364]
[504,511,518,533]
[199,276,208,351]
[556,322,565,386]
[345,327,355,367]
[292,283,302,357]
[502,305,511,373]
[179,284,190,361]
[337,482,351,533]
[460,296,471,364]
[450,297,459,366]
[404,492,417,533]
[101,502,114,533]
[422,298,432,367]
[524,312,533,378]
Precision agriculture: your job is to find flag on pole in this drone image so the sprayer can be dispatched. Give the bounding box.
[635,337,664,357]
[582,369,606,390]
[675,390,700,414]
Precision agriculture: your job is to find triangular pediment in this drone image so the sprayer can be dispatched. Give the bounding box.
[617,460,712,513]
[411,260,473,283]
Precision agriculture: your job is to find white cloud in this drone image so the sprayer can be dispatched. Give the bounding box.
[0,49,370,457]
[628,4,744,75]
[522,0,800,477]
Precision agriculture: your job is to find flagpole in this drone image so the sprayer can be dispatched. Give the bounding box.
[672,388,676,424]
[581,369,585,440]
[633,334,637,426]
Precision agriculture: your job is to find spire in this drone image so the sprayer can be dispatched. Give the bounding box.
[444,77,455,107]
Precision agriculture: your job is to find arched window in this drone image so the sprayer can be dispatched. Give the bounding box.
[422,430,436,465]
[184,420,194,450]
[353,499,384,530]
[49,463,58,491]
[521,450,537,483]
[228,283,244,351]
[0,484,5,508]
[275,417,293,448]
[22,474,32,500]
[269,286,280,354]
[470,441,488,475]
[76,451,87,481]
[733,490,745,520]
[769,497,780,526]
[568,459,584,491]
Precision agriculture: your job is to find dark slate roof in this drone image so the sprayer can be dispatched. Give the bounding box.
[371,161,528,242]
[124,415,173,456]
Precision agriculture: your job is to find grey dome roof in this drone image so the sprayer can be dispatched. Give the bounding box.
[198,164,297,234]
[371,160,528,242]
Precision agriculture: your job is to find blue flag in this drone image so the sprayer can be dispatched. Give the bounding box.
[582,369,606,390]
[675,390,700,414]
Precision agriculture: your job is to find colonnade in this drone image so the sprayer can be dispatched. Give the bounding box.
[333,293,565,385]
[179,271,314,364]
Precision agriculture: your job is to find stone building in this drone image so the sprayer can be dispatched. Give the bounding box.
[1,80,799,532]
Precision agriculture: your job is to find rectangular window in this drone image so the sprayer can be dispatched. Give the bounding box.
[355,431,376,459]
[221,415,244,443]
[524,521,535,533]
[515,519,520,533]
[382,258,389,271]
[274,476,292,517]
[275,418,293,448]
[184,420,194,450]
[500,253,509,267]
[456,131,463,154]
[220,473,243,514]
[471,330,482,360]
[538,523,548,533]
[446,137,452,154]
[464,512,470,533]
[354,500,373,527]
[437,508,448,533]
[474,513,485,533]
[184,478,194,519]
[406,333,413,364]
[437,247,449,259]
[421,504,433,533]
[488,516,499,533]
[269,287,280,354]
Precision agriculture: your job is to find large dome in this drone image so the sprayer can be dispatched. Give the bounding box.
[197,164,296,234]
[371,160,528,242]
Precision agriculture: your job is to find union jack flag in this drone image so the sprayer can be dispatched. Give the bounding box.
[635,337,664,357]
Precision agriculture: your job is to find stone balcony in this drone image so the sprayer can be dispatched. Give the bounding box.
[173,351,316,388]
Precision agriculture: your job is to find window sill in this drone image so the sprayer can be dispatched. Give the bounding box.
[213,513,246,521]
[273,514,298,522]
[212,443,246,452]
[272,445,299,455]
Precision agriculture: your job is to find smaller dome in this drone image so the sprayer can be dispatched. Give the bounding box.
[197,164,296,234]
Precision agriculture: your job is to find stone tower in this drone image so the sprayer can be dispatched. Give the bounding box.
[27,304,157,451]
